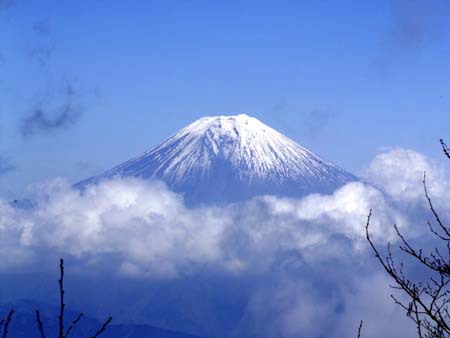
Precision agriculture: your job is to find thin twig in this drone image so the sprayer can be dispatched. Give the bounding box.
[356,320,363,338]
[440,139,450,160]
[423,173,450,241]
[64,313,84,338]
[91,317,112,338]
[59,258,65,338]
[36,310,47,338]
[2,310,14,338]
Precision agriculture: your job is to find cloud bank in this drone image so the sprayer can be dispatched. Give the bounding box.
[0,147,447,337]
[1,177,403,277]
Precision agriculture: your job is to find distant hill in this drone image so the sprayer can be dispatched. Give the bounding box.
[2,299,209,338]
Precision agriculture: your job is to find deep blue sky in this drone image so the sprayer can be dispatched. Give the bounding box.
[1,0,450,198]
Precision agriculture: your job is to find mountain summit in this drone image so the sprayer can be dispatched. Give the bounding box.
[79,114,356,204]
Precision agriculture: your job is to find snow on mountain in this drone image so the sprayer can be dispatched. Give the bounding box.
[78,114,356,205]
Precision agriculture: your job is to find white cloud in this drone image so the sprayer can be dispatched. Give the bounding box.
[261,181,406,244]
[0,147,448,337]
[364,147,449,205]
[0,176,406,277]
[23,178,231,276]
[0,147,442,276]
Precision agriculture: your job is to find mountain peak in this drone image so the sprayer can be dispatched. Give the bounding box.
[79,115,356,205]
[173,114,285,159]
[180,114,267,139]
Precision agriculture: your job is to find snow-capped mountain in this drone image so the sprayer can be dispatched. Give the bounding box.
[79,114,356,204]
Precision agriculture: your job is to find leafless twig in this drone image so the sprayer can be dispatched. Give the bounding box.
[356,320,363,338]
[59,258,65,338]
[2,310,14,338]
[440,139,450,160]
[64,312,84,338]
[91,316,112,338]
[35,310,47,338]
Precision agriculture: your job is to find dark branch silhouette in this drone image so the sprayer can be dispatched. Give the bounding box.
[36,310,47,338]
[2,310,14,338]
[59,258,65,338]
[440,139,450,160]
[34,258,112,338]
[64,313,84,338]
[91,317,112,338]
[356,320,363,338]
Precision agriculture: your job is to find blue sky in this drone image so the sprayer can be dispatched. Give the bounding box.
[1,0,450,198]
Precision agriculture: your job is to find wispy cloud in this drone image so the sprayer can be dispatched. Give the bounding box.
[29,20,55,67]
[19,22,85,137]
[21,83,83,137]
[0,156,14,176]
[303,110,337,139]
[391,0,450,48]
[32,21,50,36]
[270,101,338,140]
[21,107,81,136]
[374,0,450,71]
[0,0,13,11]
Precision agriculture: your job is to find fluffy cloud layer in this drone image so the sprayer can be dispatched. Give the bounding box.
[0,147,448,337]
[0,179,404,276]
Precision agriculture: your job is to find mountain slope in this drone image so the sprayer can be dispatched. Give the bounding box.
[79,114,356,204]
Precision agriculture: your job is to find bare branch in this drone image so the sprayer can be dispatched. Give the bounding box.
[36,310,47,338]
[34,259,112,338]
[423,173,450,242]
[64,313,84,338]
[367,208,450,337]
[356,320,363,338]
[2,310,14,338]
[440,139,450,160]
[91,316,112,338]
[59,258,65,338]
